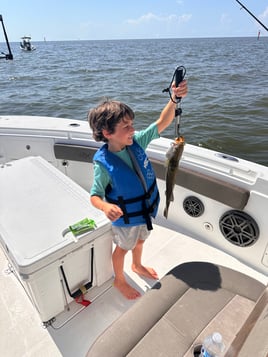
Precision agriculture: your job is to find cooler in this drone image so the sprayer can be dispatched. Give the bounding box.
[0,156,113,322]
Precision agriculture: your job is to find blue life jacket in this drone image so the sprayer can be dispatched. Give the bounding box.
[94,140,159,230]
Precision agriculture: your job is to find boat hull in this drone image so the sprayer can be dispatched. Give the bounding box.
[1,115,267,276]
[0,115,267,356]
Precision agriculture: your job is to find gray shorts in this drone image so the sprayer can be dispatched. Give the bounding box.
[111,224,151,251]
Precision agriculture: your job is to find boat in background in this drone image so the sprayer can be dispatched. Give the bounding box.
[20,36,36,51]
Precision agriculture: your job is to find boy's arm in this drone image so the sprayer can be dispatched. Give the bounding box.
[90,163,123,221]
[156,80,187,134]
[90,195,123,222]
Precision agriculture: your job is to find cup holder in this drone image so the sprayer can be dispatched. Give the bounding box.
[193,344,202,356]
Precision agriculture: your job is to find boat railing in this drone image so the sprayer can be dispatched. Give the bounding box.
[54,142,250,211]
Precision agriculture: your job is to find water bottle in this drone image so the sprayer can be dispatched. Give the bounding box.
[200,332,225,357]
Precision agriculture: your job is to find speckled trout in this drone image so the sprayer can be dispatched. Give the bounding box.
[163,136,185,218]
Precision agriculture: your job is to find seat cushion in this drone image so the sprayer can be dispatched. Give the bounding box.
[87,262,265,357]
[226,286,268,357]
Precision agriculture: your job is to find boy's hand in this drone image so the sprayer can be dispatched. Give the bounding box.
[172,80,188,99]
[102,202,123,222]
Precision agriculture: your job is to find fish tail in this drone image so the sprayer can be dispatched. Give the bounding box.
[163,206,169,218]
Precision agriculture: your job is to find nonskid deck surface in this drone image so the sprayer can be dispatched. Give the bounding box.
[1,224,267,357]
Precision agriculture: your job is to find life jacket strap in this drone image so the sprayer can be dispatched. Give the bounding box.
[115,192,159,230]
[106,179,157,205]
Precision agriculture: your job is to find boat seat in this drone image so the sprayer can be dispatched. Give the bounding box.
[54,143,250,210]
[86,261,266,357]
[225,284,268,357]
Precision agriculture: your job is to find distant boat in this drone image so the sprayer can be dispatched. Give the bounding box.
[258,30,261,40]
[20,36,36,51]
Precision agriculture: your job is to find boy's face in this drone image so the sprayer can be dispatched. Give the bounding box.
[104,115,135,151]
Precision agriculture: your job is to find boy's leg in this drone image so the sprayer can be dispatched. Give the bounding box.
[131,239,159,280]
[112,245,141,299]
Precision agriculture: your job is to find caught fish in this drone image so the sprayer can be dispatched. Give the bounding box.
[163,136,185,218]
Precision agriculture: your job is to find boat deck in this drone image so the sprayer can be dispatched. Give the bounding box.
[0,224,267,357]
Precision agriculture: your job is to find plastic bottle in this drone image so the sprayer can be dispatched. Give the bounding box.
[200,332,225,357]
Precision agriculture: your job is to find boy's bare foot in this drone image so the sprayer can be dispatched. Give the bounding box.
[131,264,159,280]
[114,278,141,300]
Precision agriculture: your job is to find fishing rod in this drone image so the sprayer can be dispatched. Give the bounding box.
[0,14,13,60]
[174,66,186,137]
[162,65,186,137]
[162,66,186,219]
[235,0,268,32]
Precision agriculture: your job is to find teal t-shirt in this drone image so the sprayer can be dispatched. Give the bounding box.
[90,122,159,198]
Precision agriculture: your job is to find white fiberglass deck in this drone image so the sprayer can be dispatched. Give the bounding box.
[1,223,267,357]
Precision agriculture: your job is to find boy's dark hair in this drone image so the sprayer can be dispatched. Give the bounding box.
[88,99,135,142]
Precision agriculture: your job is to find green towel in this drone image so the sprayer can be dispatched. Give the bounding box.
[69,218,97,237]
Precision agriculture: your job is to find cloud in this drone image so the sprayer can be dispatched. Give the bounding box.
[220,13,231,25]
[180,14,192,23]
[126,12,191,26]
[260,6,268,20]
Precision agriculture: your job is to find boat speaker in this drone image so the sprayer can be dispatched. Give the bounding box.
[219,210,259,247]
[183,196,204,217]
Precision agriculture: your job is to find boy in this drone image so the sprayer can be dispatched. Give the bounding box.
[88,80,187,299]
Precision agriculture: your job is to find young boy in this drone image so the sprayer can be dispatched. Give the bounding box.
[88,80,187,299]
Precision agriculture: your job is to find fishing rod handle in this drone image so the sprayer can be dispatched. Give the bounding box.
[175,67,184,100]
[175,67,184,87]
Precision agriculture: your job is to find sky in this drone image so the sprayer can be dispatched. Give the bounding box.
[1,0,268,42]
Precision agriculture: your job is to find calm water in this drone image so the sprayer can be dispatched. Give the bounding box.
[1,37,267,166]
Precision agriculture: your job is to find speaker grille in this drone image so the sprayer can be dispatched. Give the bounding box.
[183,196,204,217]
[219,210,259,247]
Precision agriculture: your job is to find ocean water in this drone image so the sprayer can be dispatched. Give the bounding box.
[0,37,267,166]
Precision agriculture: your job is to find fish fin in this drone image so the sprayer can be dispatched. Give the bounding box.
[164,159,169,168]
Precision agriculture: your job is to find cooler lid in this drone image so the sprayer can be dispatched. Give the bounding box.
[0,156,109,272]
